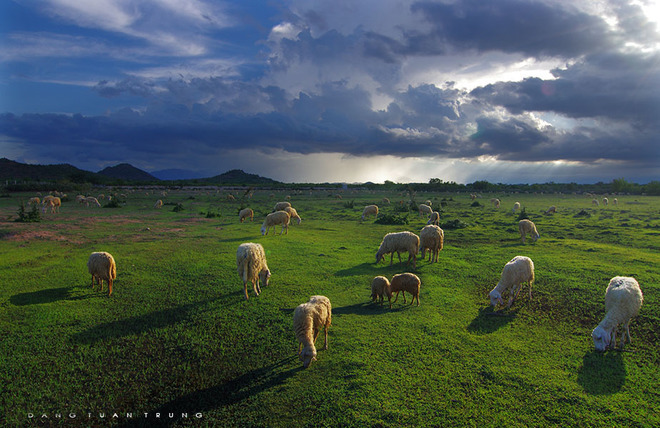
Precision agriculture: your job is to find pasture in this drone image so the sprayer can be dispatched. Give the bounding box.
[0,188,658,427]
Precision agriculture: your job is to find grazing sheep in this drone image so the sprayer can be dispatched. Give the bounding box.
[226,194,235,201]
[592,277,643,351]
[592,199,600,206]
[382,198,390,204]
[84,196,101,207]
[370,276,392,306]
[87,252,116,296]
[419,225,444,263]
[154,200,163,209]
[41,196,61,213]
[470,194,477,201]
[427,211,440,226]
[613,198,618,206]
[425,200,432,206]
[294,295,332,368]
[603,197,609,206]
[375,231,420,270]
[390,273,421,308]
[519,219,540,244]
[488,256,534,309]
[29,197,40,206]
[284,206,302,225]
[512,202,521,213]
[261,211,291,235]
[545,206,557,214]
[236,243,271,300]
[239,208,254,223]
[361,205,379,221]
[274,201,291,211]
[491,198,501,209]
[418,204,433,218]
[76,195,86,204]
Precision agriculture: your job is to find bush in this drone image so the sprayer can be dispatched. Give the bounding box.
[16,202,41,223]
[517,208,529,221]
[440,219,468,229]
[471,201,482,207]
[374,213,409,225]
[104,199,122,208]
[343,200,355,209]
[173,203,185,212]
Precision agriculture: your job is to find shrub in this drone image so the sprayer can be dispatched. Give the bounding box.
[374,213,409,225]
[440,219,468,229]
[173,203,185,212]
[471,201,482,207]
[104,199,122,208]
[517,208,529,221]
[16,202,41,223]
[343,200,355,209]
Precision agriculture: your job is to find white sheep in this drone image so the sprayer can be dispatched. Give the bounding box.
[592,198,600,206]
[545,206,557,214]
[603,197,609,206]
[41,196,61,213]
[488,256,534,309]
[375,231,420,270]
[261,211,291,235]
[284,206,302,225]
[427,211,440,226]
[274,201,291,211]
[87,251,116,296]
[613,198,618,206]
[418,204,432,217]
[390,273,421,308]
[154,199,163,209]
[491,198,501,209]
[28,197,40,206]
[592,277,643,351]
[236,243,271,300]
[239,208,254,223]
[84,196,101,207]
[382,198,390,204]
[293,295,332,368]
[512,202,521,213]
[361,205,378,221]
[425,200,432,206]
[370,276,392,306]
[518,219,540,244]
[419,225,444,263]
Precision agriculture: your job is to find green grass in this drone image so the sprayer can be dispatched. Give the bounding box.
[0,190,658,427]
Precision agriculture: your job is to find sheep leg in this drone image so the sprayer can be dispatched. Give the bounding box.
[253,280,260,296]
[392,291,400,305]
[108,278,113,296]
[244,282,249,300]
[528,280,533,300]
[322,326,329,350]
[396,252,402,264]
[389,253,394,266]
[402,291,407,304]
[611,329,617,350]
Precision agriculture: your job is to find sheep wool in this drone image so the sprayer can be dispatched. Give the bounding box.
[274,201,291,212]
[419,225,444,263]
[236,243,271,300]
[154,200,163,209]
[375,231,420,270]
[370,276,392,306]
[418,204,432,217]
[427,211,440,226]
[361,205,379,221]
[284,206,302,225]
[489,256,534,309]
[592,277,643,351]
[239,208,254,223]
[518,219,540,244]
[545,206,557,214]
[512,202,521,213]
[390,273,421,308]
[293,295,332,368]
[261,211,291,235]
[87,252,116,296]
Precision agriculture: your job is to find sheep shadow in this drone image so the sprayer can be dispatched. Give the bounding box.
[333,301,392,316]
[117,356,302,428]
[10,286,96,306]
[466,306,517,334]
[577,350,626,395]
[334,262,376,277]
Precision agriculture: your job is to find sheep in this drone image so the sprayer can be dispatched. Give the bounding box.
[361,205,378,221]
[293,295,332,368]
[41,196,61,213]
[488,256,534,309]
[284,206,302,225]
[613,198,618,206]
[274,201,291,211]
[390,273,421,308]
[28,197,40,206]
[375,231,420,270]
[470,194,477,201]
[76,195,86,204]
[592,198,600,206]
[491,198,501,209]
[153,199,163,209]
[427,211,440,226]
[84,196,101,207]
[370,276,392,306]
[382,198,390,204]
[512,202,521,213]
[87,251,116,296]
[236,243,271,300]
[592,277,643,351]
[418,204,432,217]
[603,197,609,206]
[425,200,432,206]
[518,219,540,244]
[545,206,557,214]
[261,211,291,235]
[226,194,235,201]
[239,208,254,223]
[419,225,444,263]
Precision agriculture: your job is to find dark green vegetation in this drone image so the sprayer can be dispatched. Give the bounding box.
[0,189,658,427]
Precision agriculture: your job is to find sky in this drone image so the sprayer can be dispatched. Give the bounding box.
[1,0,659,184]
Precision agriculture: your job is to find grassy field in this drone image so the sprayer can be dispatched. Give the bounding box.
[0,188,658,427]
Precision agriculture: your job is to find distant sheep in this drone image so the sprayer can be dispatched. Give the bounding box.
[226,194,235,201]
[236,243,271,300]
[84,196,101,208]
[418,204,432,217]
[603,197,609,206]
[419,225,444,263]
[545,206,557,214]
[592,277,643,351]
[375,231,420,270]
[519,219,540,244]
[284,206,302,225]
[470,194,477,201]
[239,208,254,223]
[261,211,291,235]
[274,201,291,211]
[390,273,421,308]
[491,198,501,209]
[427,211,440,226]
[87,251,116,296]
[294,295,332,368]
[488,256,534,309]
[512,202,521,213]
[592,199,599,206]
[154,200,163,209]
[29,197,40,206]
[425,200,432,206]
[361,205,378,221]
[382,198,390,204]
[41,196,61,213]
[370,276,392,306]
[613,198,618,206]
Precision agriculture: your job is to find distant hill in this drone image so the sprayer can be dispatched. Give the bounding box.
[202,169,280,185]
[151,169,206,181]
[97,163,159,181]
[0,157,102,183]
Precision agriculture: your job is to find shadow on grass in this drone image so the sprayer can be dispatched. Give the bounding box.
[577,350,626,395]
[118,356,302,428]
[466,306,517,334]
[334,262,376,277]
[333,301,392,316]
[10,286,96,306]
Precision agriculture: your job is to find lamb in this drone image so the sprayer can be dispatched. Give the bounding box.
[293,295,332,368]
[236,243,271,300]
[370,276,392,306]
[390,273,421,308]
[418,204,432,217]
[87,251,116,296]
[274,201,291,211]
[284,206,302,225]
[375,231,420,270]
[419,225,444,263]
[518,219,540,244]
[512,202,521,213]
[488,256,534,309]
[491,198,501,208]
[261,211,291,235]
[361,205,378,221]
[153,199,163,209]
[239,208,254,223]
[427,211,440,226]
[545,206,557,214]
[592,277,643,351]
[84,196,101,207]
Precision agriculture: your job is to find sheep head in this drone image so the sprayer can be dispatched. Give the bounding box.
[488,289,503,307]
[299,346,317,368]
[591,325,611,352]
[260,225,266,235]
[259,268,271,287]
